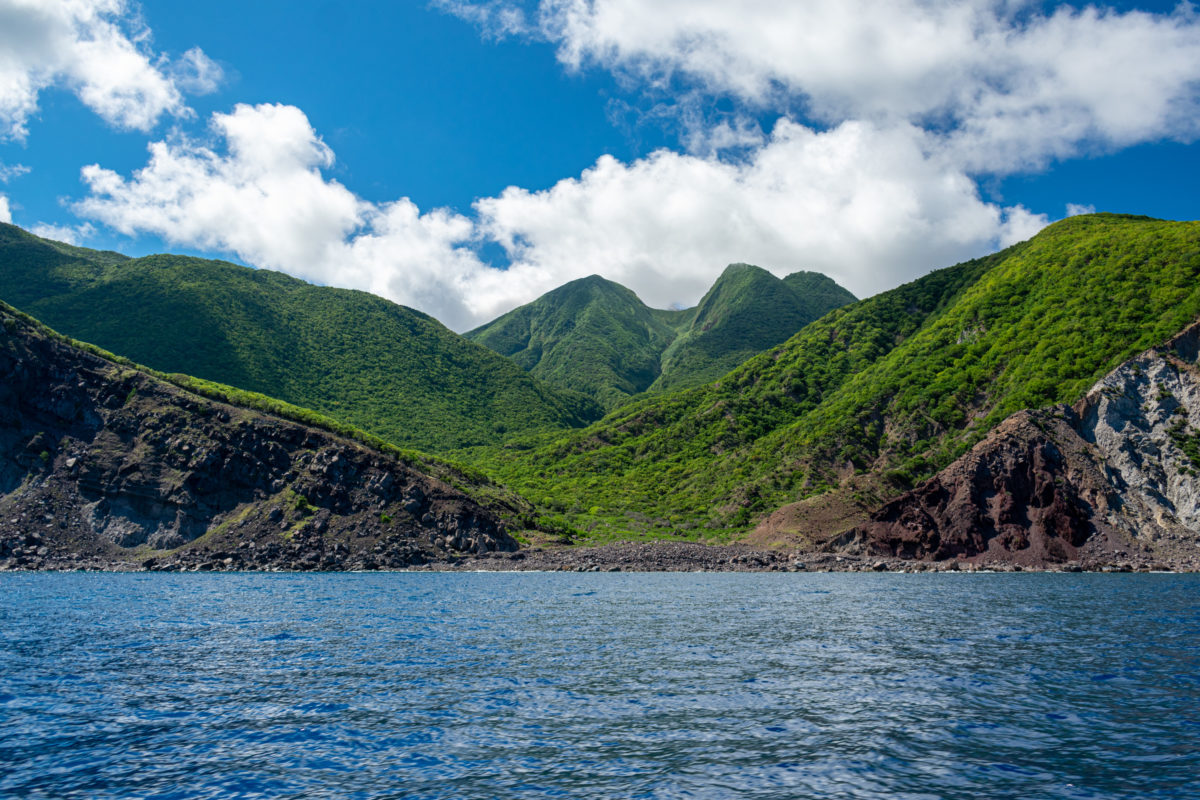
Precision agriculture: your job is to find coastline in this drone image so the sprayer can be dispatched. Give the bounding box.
[3,539,1197,574]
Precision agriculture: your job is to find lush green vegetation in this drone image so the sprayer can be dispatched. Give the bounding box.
[466,275,687,409]
[0,223,599,452]
[467,265,855,407]
[782,270,863,319]
[7,214,1197,546]
[0,297,540,526]
[460,215,1200,540]
[651,264,856,392]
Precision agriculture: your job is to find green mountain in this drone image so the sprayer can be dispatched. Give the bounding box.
[0,223,600,452]
[467,264,855,408]
[463,214,1200,543]
[464,275,686,409]
[652,264,856,392]
[782,270,865,319]
[0,298,533,570]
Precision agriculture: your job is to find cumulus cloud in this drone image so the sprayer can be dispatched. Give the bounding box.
[77,103,367,275]
[76,103,491,329]
[475,119,1046,312]
[67,3,1200,330]
[74,104,1048,330]
[0,0,220,140]
[0,194,10,224]
[29,221,93,244]
[450,0,1200,172]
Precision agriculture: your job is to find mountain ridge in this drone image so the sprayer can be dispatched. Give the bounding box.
[465,274,685,409]
[464,214,1200,544]
[0,299,532,571]
[650,263,855,392]
[467,262,856,407]
[0,222,600,452]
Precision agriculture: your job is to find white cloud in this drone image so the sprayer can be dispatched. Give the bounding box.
[0,0,219,139]
[995,205,1051,248]
[169,46,223,95]
[1066,202,1097,217]
[77,103,367,277]
[474,119,1043,313]
[453,0,1200,173]
[73,104,1048,330]
[71,3,1200,330]
[435,0,532,38]
[678,109,765,158]
[0,194,10,223]
[29,221,93,244]
[0,162,29,182]
[75,103,495,330]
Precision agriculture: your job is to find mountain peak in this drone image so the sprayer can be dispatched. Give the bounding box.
[572,273,616,286]
[470,261,857,403]
[714,262,774,282]
[553,273,634,300]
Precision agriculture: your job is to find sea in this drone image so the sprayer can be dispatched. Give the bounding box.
[1,572,1198,799]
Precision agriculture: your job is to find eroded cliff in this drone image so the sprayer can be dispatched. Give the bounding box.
[0,307,521,571]
[840,321,1200,568]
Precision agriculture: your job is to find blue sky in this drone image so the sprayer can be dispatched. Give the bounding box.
[0,0,1197,330]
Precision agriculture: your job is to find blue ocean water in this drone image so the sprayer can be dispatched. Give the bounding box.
[1,573,1198,800]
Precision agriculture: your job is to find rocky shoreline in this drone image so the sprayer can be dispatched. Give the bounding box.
[3,538,1196,574]
[4,304,1200,578]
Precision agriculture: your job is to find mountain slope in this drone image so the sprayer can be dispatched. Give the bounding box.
[0,301,528,571]
[467,264,855,407]
[463,214,1200,542]
[465,275,686,409]
[782,271,863,321]
[652,264,856,392]
[0,223,600,451]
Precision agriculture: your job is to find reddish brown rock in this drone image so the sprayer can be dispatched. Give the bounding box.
[834,410,1121,566]
[837,320,1200,568]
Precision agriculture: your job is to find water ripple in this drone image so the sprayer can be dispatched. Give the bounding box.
[1,573,1198,799]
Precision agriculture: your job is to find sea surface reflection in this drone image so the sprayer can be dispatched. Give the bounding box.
[1,572,1197,799]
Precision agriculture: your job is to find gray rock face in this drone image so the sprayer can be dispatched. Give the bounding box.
[1078,323,1200,539]
[843,320,1200,567]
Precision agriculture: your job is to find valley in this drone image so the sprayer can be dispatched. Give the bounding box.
[2,213,1199,571]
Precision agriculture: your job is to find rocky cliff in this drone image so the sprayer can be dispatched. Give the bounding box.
[839,321,1200,568]
[0,306,521,571]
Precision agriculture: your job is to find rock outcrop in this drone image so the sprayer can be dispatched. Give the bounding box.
[0,307,521,571]
[839,321,1200,568]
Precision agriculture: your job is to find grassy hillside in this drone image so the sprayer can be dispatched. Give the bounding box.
[0,296,547,537]
[461,214,1200,541]
[782,270,863,321]
[468,264,855,407]
[651,263,856,392]
[0,223,600,452]
[465,276,685,409]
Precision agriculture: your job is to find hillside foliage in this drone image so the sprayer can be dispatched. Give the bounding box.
[0,297,549,530]
[6,215,1198,546]
[467,265,855,407]
[0,223,599,452]
[651,264,857,392]
[466,276,687,409]
[461,215,1200,540]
